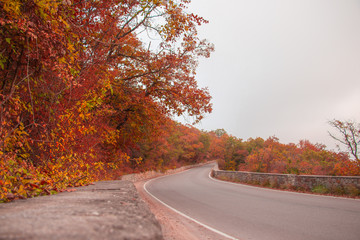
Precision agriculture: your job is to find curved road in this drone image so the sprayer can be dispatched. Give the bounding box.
[145,164,360,240]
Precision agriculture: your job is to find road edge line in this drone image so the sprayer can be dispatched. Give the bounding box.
[143,176,239,240]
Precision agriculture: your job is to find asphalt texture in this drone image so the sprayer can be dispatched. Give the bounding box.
[145,163,360,240]
[0,180,163,240]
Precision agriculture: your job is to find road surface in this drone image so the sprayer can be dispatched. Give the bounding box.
[145,164,360,240]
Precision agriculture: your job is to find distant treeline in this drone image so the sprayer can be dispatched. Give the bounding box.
[213,132,359,176]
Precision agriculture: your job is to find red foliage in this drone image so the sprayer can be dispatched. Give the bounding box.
[1,1,358,203]
[1,0,214,202]
[233,137,360,176]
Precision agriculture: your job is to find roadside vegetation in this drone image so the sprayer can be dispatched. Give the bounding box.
[1,0,215,202]
[216,134,359,176]
[214,128,360,197]
[1,0,359,203]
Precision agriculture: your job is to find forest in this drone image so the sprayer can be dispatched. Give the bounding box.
[1,0,359,202]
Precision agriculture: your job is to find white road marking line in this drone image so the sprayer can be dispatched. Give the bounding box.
[208,169,360,201]
[144,176,239,240]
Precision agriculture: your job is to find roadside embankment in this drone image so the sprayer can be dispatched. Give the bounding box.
[0,180,163,240]
[212,167,360,196]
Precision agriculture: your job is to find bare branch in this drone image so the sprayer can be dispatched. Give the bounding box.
[329,119,360,161]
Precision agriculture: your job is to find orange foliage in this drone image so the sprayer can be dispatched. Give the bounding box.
[218,136,360,176]
[132,121,212,172]
[1,0,214,202]
[1,1,358,203]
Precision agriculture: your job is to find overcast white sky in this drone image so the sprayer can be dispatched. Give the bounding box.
[185,0,360,150]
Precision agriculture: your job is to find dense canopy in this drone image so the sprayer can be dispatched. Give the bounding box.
[1,0,358,202]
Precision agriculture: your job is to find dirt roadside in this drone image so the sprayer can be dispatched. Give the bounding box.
[135,180,225,240]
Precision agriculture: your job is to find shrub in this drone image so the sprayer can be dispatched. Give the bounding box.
[329,185,345,195]
[312,185,329,194]
[217,159,226,170]
[261,179,270,187]
[270,178,279,188]
[344,185,360,197]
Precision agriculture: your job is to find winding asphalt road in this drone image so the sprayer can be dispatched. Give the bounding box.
[145,164,360,240]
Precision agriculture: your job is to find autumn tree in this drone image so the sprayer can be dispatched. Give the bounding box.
[207,130,226,160]
[132,121,213,171]
[67,0,214,157]
[1,0,214,163]
[222,136,247,171]
[0,0,214,202]
[245,137,265,154]
[0,0,92,201]
[213,128,227,138]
